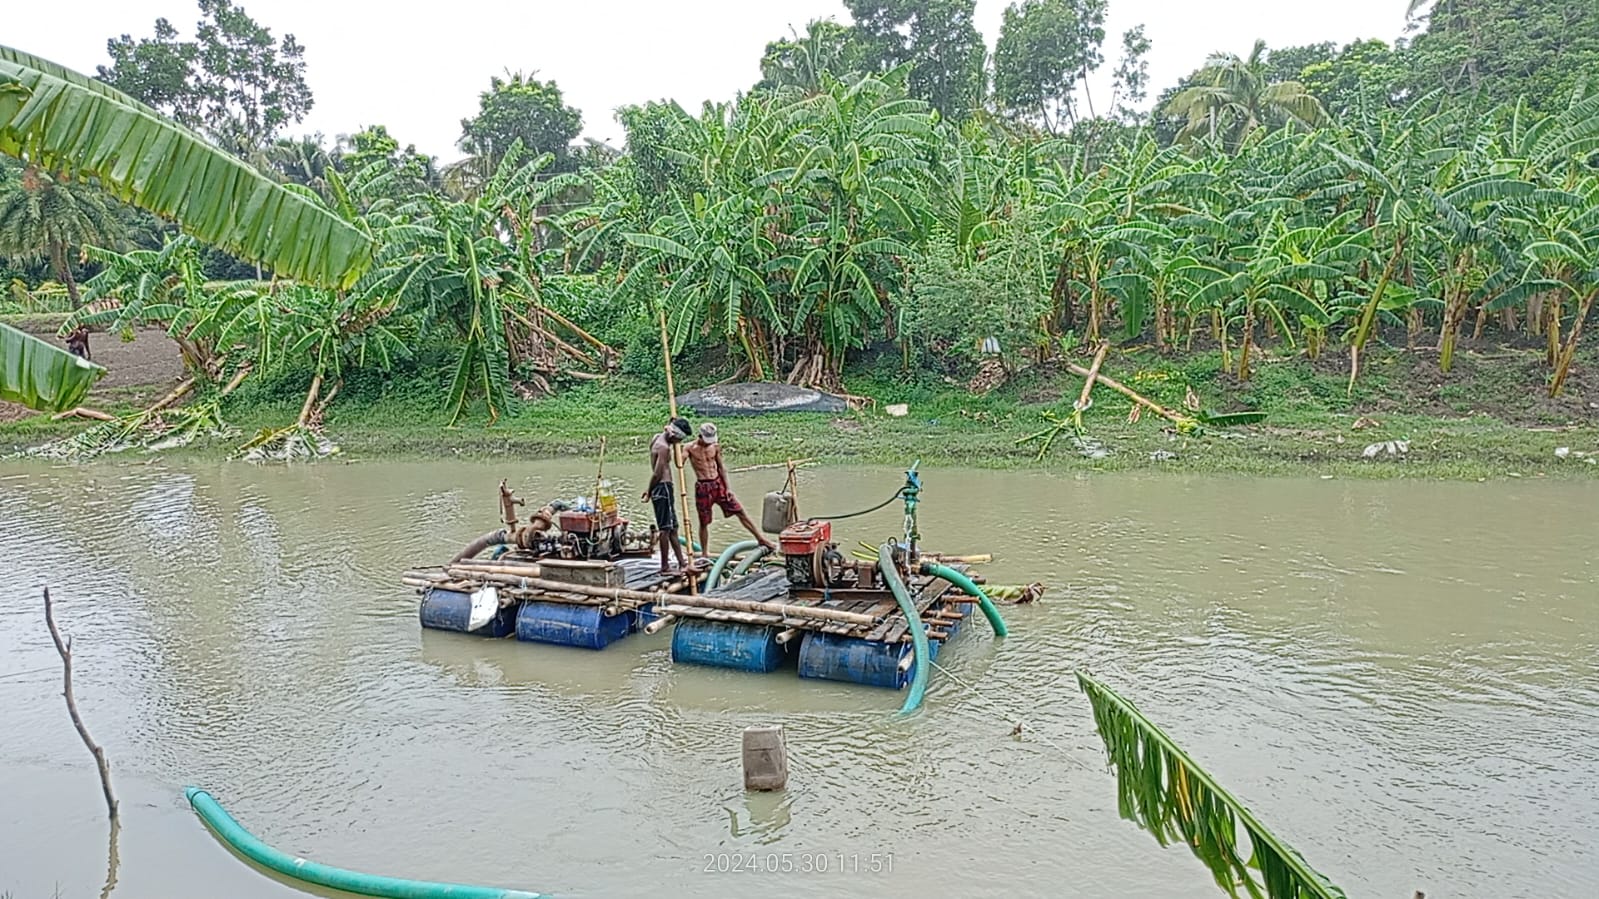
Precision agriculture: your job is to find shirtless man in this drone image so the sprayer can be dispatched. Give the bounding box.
[686,422,776,556]
[643,417,691,575]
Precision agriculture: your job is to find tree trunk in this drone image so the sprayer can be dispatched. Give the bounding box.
[1545,297,1561,369]
[1050,261,1074,334]
[1237,302,1255,381]
[51,241,84,308]
[1550,290,1597,397]
[297,372,324,427]
[1438,286,1468,373]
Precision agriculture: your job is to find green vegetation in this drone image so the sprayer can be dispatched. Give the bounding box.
[0,0,1596,480]
[1079,672,1347,898]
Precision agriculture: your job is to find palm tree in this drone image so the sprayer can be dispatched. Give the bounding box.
[0,166,122,306]
[1164,40,1330,147]
[261,135,338,197]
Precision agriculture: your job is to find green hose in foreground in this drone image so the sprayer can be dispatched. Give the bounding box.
[186,788,543,899]
[704,539,760,591]
[919,562,1008,637]
[732,544,772,577]
[878,544,930,714]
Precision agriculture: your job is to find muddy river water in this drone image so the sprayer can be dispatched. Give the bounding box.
[2,459,1595,898]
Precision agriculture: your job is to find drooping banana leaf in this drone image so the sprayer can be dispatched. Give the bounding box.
[0,321,104,412]
[1076,672,1346,899]
[0,45,372,290]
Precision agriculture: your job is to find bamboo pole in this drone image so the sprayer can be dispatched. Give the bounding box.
[43,588,117,821]
[544,329,599,367]
[1074,342,1110,413]
[658,305,697,584]
[537,304,615,357]
[443,570,657,600]
[924,552,992,564]
[1066,363,1188,424]
[730,458,816,474]
[506,307,600,368]
[220,363,253,396]
[653,604,783,628]
[51,407,116,422]
[447,562,544,578]
[296,372,323,427]
[665,594,882,625]
[643,614,677,635]
[775,627,802,644]
[147,377,196,415]
[593,436,608,515]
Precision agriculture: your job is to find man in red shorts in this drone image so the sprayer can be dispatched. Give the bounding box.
[686,422,776,556]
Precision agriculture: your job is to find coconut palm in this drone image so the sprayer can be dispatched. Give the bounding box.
[1164,40,1330,147]
[0,166,122,306]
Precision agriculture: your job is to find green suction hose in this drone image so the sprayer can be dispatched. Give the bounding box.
[732,545,772,577]
[186,788,543,899]
[704,539,760,591]
[919,562,1008,637]
[878,543,930,714]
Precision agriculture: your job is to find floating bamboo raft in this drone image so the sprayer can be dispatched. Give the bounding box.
[402,549,986,689]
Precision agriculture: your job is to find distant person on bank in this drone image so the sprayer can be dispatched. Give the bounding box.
[687,422,776,556]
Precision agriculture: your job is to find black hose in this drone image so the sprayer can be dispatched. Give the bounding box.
[811,488,905,522]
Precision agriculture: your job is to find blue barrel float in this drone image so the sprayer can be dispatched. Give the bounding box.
[797,631,947,689]
[419,587,518,637]
[515,601,635,650]
[797,599,972,689]
[671,619,786,672]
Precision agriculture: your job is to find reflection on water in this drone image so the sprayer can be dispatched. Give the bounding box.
[2,459,1596,898]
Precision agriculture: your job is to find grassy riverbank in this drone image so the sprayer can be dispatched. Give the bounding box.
[5,330,1597,478]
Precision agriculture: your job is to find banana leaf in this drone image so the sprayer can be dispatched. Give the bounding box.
[0,45,372,290]
[0,321,104,412]
[1077,672,1346,899]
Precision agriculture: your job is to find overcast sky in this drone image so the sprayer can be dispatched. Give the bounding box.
[10,1,1412,161]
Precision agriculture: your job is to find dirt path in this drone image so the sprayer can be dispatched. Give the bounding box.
[1,316,185,419]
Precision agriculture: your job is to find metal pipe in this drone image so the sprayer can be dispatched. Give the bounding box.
[186,788,541,899]
[920,562,1008,637]
[450,529,509,564]
[878,543,930,715]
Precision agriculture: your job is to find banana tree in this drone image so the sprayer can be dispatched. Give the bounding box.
[1181,221,1335,380]
[620,190,781,377]
[0,45,373,412]
[0,46,372,289]
[774,74,938,383]
[1490,196,1599,396]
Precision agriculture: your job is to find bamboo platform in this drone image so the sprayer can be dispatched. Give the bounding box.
[403,538,993,693]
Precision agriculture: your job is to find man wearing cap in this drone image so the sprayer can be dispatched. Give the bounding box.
[687,421,775,556]
[643,417,692,575]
